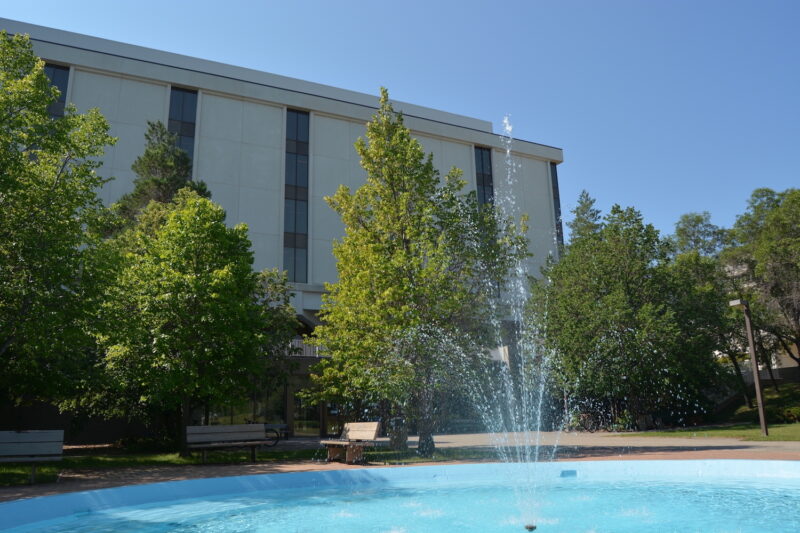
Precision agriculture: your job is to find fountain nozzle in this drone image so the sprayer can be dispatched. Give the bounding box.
[524,525,536,531]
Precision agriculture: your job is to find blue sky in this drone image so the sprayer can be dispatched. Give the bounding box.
[3,0,798,238]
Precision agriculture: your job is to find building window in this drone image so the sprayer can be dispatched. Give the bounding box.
[284,109,309,283]
[550,162,564,247]
[168,87,198,160]
[43,63,69,118]
[474,146,493,205]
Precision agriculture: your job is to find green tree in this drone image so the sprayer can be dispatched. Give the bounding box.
[566,190,601,242]
[726,188,800,368]
[531,197,724,427]
[0,32,114,401]
[96,190,296,453]
[305,89,526,456]
[113,120,209,227]
[671,212,726,257]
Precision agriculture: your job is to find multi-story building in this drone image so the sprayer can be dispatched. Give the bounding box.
[5,18,564,436]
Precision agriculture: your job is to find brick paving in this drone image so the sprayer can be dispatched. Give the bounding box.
[1,431,798,503]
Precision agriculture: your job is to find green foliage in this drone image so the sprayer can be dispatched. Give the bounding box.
[304,88,527,455]
[88,190,297,448]
[670,211,726,257]
[726,188,800,367]
[0,32,115,401]
[112,120,209,227]
[531,196,726,427]
[566,190,601,242]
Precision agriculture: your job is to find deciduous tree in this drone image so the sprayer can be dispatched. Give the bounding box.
[96,190,296,453]
[0,32,114,401]
[305,89,526,455]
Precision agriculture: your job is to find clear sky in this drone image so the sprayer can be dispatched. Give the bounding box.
[3,0,798,238]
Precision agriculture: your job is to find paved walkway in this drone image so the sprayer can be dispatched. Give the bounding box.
[2,431,798,503]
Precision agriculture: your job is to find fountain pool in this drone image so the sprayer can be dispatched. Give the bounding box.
[2,460,799,532]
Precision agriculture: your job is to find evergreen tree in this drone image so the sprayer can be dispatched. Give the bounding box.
[531,201,725,427]
[566,190,601,243]
[113,121,209,226]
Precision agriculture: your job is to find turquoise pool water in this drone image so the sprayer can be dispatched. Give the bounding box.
[2,461,799,532]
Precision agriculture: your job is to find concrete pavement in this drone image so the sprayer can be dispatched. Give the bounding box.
[1,431,798,503]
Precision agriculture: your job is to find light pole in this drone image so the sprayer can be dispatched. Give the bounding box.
[729,299,768,436]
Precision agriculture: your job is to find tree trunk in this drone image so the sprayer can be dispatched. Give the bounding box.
[417,379,436,457]
[417,416,436,457]
[179,398,192,457]
[727,353,752,408]
[765,358,780,393]
[388,417,408,451]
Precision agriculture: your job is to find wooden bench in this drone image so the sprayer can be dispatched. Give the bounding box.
[320,421,380,464]
[186,424,275,462]
[0,430,64,483]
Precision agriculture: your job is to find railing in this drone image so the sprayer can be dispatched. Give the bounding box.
[291,338,322,358]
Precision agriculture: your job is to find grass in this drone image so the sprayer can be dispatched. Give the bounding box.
[631,423,800,441]
[0,447,322,487]
[0,445,496,488]
[630,381,800,441]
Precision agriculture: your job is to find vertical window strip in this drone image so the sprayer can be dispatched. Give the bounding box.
[43,63,69,118]
[475,147,493,205]
[168,87,198,160]
[550,162,564,247]
[284,109,310,283]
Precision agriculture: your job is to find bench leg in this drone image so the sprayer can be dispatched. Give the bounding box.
[201,449,207,463]
[346,445,364,464]
[29,464,37,484]
[250,446,256,462]
[327,446,344,462]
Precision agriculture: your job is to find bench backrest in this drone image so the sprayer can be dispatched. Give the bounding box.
[186,424,265,445]
[340,422,380,441]
[0,430,64,463]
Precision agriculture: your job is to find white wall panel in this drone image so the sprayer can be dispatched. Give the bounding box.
[240,144,282,191]
[116,78,166,125]
[197,138,241,186]
[199,94,243,142]
[311,238,338,284]
[238,187,280,235]
[249,232,280,272]
[241,101,282,148]
[71,70,120,120]
[314,116,352,158]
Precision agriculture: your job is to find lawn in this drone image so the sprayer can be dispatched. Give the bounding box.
[631,423,800,441]
[0,448,322,487]
[631,381,800,441]
[0,446,496,487]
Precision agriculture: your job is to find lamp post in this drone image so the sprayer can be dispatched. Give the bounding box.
[729,299,768,436]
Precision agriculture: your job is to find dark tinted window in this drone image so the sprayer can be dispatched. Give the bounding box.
[550,162,564,247]
[475,147,493,205]
[169,87,198,160]
[43,63,69,118]
[284,109,310,282]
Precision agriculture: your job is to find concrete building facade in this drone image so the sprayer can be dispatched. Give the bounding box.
[5,18,564,436]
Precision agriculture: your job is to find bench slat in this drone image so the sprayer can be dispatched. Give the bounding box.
[339,422,380,441]
[0,442,63,456]
[0,430,64,444]
[0,455,62,463]
[188,440,274,449]
[187,432,265,444]
[186,424,259,435]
